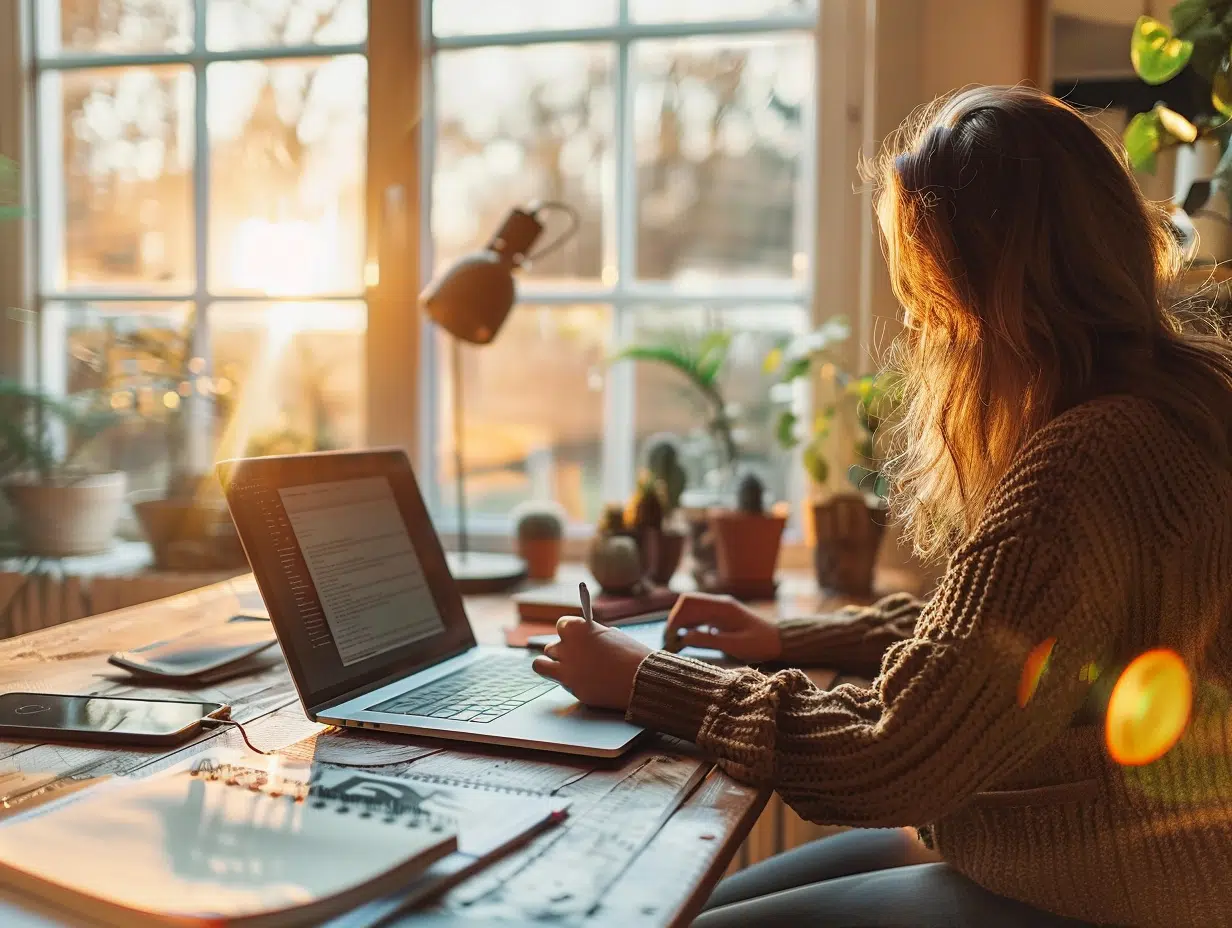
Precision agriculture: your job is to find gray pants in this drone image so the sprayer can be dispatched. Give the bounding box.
[694,828,1098,927]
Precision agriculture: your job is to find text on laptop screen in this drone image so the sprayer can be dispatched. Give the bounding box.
[277,477,446,666]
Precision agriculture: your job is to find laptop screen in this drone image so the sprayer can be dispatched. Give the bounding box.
[218,451,476,712]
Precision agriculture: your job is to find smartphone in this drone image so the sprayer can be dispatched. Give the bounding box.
[0,693,231,746]
[107,619,277,682]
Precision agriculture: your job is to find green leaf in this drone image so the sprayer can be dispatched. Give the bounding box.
[1123,110,1162,173]
[775,410,798,449]
[1131,16,1194,85]
[694,331,732,388]
[1158,105,1199,143]
[782,356,811,382]
[1214,59,1232,117]
[1171,0,1215,36]
[802,439,829,486]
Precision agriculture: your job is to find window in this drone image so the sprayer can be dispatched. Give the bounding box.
[31,0,368,498]
[424,0,817,532]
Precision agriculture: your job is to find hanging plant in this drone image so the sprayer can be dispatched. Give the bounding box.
[1124,3,1232,213]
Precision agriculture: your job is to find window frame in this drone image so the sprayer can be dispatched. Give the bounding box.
[14,1,874,557]
[26,0,373,475]
[419,2,844,541]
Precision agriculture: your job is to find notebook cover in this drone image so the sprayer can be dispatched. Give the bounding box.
[0,752,458,927]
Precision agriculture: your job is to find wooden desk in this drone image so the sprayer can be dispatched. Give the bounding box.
[0,567,925,926]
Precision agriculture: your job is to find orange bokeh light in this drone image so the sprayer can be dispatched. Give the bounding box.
[1105,649,1192,766]
[1018,637,1056,708]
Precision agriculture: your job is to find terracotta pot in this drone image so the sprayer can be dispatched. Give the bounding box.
[132,493,244,570]
[683,507,718,588]
[647,530,686,586]
[710,510,787,585]
[3,471,127,557]
[518,537,562,581]
[811,493,887,594]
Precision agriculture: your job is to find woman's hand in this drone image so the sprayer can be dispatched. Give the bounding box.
[531,617,653,711]
[664,592,782,662]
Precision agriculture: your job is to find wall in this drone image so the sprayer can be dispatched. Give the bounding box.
[865,0,1033,354]
[920,0,1030,100]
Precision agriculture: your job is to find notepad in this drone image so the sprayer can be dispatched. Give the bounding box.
[0,752,458,927]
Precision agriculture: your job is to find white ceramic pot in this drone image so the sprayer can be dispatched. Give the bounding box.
[3,471,128,557]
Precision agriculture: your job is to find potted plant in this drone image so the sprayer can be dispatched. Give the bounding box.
[103,316,245,570]
[768,318,898,594]
[0,380,127,557]
[511,502,565,582]
[1122,3,1232,259]
[611,332,755,586]
[708,473,786,598]
[625,435,689,585]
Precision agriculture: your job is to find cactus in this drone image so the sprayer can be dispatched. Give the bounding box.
[625,471,666,534]
[736,472,766,514]
[596,502,629,537]
[587,535,645,594]
[513,503,564,542]
[644,438,687,513]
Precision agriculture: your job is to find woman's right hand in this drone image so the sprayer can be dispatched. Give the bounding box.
[663,592,783,662]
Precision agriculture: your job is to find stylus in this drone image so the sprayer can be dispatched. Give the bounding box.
[579,582,594,626]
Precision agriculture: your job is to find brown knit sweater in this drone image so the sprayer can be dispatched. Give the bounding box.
[628,395,1232,927]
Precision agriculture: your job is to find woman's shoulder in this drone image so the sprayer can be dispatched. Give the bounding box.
[1030,394,1180,455]
[967,394,1218,552]
[1012,393,1204,487]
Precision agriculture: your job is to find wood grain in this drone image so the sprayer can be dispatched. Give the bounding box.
[0,568,908,925]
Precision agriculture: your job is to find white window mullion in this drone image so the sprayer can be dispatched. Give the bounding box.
[601,32,637,504]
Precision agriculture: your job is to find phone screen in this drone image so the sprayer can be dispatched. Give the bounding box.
[0,694,223,736]
[113,621,276,677]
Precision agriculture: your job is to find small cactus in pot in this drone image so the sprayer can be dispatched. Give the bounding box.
[638,436,690,585]
[512,501,565,581]
[708,471,786,597]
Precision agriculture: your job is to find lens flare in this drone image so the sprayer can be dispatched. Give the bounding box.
[1106,649,1192,766]
[1017,637,1056,708]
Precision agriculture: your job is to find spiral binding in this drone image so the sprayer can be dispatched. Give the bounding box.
[188,760,455,832]
[396,772,550,798]
[189,759,311,803]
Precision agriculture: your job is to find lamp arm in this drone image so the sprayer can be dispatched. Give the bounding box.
[524,201,581,263]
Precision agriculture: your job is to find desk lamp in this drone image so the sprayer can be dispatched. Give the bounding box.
[420,202,578,593]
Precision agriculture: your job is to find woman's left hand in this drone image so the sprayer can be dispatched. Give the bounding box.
[530,617,653,711]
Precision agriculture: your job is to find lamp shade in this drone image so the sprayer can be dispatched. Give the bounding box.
[421,251,515,345]
[420,206,545,346]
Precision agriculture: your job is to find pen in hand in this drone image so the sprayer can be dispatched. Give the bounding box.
[579,581,594,626]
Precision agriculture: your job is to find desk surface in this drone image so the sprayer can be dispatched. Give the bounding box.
[0,566,921,927]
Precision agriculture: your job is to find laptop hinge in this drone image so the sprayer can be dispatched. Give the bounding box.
[307,642,476,718]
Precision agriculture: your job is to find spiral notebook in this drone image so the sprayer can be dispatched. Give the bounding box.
[0,751,459,927]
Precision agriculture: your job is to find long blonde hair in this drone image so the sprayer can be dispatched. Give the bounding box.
[874,85,1232,560]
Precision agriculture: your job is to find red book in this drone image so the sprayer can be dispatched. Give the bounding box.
[511,585,679,625]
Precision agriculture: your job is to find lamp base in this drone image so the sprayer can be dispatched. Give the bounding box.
[446,551,528,595]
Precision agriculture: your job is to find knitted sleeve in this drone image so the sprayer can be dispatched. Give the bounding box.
[627,417,1131,827]
[776,592,923,674]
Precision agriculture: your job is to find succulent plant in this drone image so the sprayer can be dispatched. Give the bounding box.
[596,502,629,537]
[736,472,766,515]
[644,437,687,513]
[587,534,645,595]
[625,471,666,534]
[512,502,565,542]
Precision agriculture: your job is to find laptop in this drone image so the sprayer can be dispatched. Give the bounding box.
[216,449,644,758]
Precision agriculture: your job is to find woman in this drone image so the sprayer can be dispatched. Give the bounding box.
[532,85,1232,927]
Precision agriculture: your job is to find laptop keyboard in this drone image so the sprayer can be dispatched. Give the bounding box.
[369,654,558,724]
